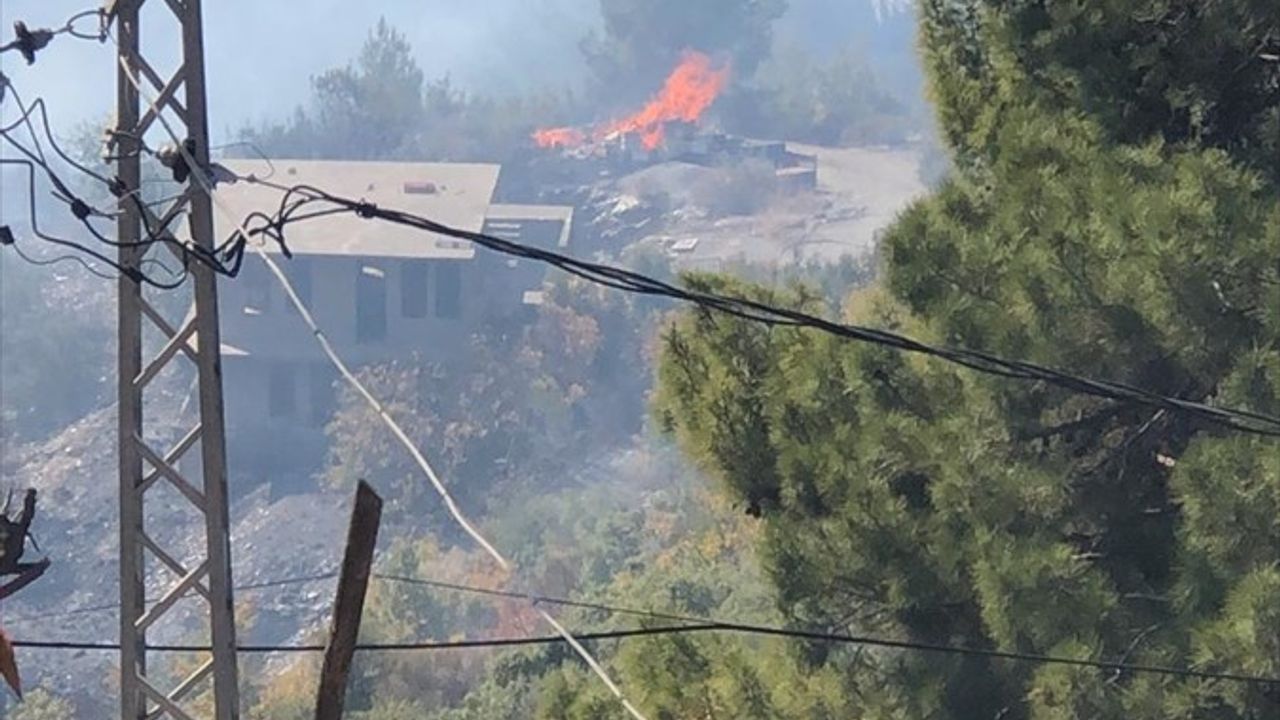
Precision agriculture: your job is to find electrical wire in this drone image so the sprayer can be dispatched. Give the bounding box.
[235,178,1280,438]
[0,84,245,281]
[11,590,1280,689]
[0,84,194,285]
[0,157,185,287]
[0,71,253,289]
[112,42,650,720]
[2,569,341,624]
[12,624,722,654]
[371,573,1280,687]
[6,236,116,281]
[8,569,1278,685]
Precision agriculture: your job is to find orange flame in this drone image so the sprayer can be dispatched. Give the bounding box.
[532,127,586,148]
[534,51,730,152]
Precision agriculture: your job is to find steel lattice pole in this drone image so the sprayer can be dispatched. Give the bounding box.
[111,0,240,717]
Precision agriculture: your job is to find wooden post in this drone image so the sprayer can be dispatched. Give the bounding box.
[314,481,383,720]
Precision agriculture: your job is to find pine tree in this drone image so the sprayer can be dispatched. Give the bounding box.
[652,3,1280,718]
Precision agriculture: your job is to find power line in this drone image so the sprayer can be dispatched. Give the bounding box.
[2,569,340,624]
[13,624,722,654]
[231,179,1280,439]
[0,82,193,286]
[12,573,1280,689]
[11,567,1279,686]
[373,573,1280,688]
[0,82,249,285]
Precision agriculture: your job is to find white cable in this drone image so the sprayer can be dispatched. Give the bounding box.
[112,34,648,720]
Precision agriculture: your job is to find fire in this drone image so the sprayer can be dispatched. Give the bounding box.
[532,127,586,148]
[533,50,730,152]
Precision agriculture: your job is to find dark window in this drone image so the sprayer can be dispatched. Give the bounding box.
[308,363,337,427]
[268,363,295,418]
[435,262,461,319]
[356,265,387,343]
[290,257,312,307]
[400,260,430,318]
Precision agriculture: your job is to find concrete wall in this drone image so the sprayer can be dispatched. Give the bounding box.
[221,253,492,365]
[223,357,335,479]
[219,250,544,472]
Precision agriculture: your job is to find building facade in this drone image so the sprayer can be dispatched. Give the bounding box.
[210,159,572,473]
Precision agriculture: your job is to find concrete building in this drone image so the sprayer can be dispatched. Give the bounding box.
[210,159,572,472]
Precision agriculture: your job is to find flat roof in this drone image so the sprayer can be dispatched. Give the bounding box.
[485,203,572,222]
[484,203,574,248]
[214,159,501,259]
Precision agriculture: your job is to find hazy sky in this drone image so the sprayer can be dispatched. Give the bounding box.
[0,1,916,138]
[0,0,599,139]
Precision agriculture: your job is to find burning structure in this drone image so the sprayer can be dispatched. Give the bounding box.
[527,51,817,190]
[535,51,730,153]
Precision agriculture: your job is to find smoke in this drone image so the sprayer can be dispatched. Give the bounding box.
[1,0,600,136]
[773,0,923,97]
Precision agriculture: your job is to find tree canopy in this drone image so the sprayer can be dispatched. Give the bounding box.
[241,19,576,162]
[651,2,1280,718]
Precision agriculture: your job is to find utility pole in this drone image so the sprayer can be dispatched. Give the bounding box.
[109,1,240,718]
[315,481,383,720]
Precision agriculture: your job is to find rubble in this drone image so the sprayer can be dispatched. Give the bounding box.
[0,392,347,715]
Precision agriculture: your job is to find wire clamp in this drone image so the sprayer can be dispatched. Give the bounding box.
[4,22,55,65]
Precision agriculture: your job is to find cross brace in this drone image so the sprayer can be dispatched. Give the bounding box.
[113,0,239,717]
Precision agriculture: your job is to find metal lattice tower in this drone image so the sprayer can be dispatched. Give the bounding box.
[110,0,240,717]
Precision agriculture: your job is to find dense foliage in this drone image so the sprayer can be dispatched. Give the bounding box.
[649,2,1280,718]
[920,0,1280,181]
[322,278,655,532]
[241,20,578,162]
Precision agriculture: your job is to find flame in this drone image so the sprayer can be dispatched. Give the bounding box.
[533,51,730,151]
[532,127,586,148]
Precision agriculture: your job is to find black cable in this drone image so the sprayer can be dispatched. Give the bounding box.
[372,573,1280,688]
[13,624,722,654]
[3,569,341,624]
[6,235,117,281]
[12,608,1280,688]
[60,9,108,42]
[235,179,1280,438]
[0,86,243,284]
[9,567,1277,684]
[0,80,265,282]
[0,158,184,287]
[1,91,219,258]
